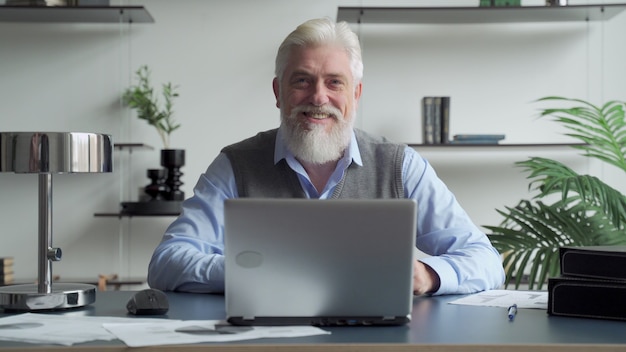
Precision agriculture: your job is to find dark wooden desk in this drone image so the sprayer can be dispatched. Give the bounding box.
[1,290,625,351]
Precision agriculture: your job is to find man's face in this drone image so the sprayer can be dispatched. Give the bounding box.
[273,44,362,164]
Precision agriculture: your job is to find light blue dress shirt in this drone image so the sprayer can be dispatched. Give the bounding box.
[147,128,505,294]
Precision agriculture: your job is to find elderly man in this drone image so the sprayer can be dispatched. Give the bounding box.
[147,18,505,295]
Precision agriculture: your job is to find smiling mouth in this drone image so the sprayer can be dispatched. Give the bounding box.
[303,111,335,120]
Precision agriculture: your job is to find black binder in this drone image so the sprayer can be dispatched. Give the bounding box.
[560,245,626,280]
[547,276,626,321]
[548,245,626,321]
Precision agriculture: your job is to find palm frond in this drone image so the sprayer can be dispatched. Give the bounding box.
[515,157,626,229]
[537,97,626,172]
[487,199,625,290]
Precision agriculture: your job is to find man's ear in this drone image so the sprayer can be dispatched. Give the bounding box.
[354,81,362,101]
[353,81,363,109]
[272,77,280,108]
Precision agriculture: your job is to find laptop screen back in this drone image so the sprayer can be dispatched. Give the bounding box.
[224,198,417,326]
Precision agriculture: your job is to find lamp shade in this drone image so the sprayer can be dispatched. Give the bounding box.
[0,132,113,174]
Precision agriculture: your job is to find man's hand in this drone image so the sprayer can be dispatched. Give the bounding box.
[413,260,440,295]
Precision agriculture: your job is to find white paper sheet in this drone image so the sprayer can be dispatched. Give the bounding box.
[103,320,331,347]
[0,313,167,346]
[448,289,548,309]
[0,313,330,347]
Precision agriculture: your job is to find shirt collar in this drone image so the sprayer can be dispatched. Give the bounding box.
[274,126,363,167]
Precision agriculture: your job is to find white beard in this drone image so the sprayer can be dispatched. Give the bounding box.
[280,104,353,165]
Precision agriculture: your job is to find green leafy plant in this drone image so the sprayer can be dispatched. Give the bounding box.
[486,96,626,290]
[123,65,180,149]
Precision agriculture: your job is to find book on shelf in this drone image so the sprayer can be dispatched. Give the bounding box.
[0,257,13,273]
[451,134,505,144]
[480,0,521,6]
[421,96,435,144]
[0,266,12,275]
[433,97,442,144]
[421,96,450,145]
[440,97,450,144]
[0,257,14,268]
[0,271,13,279]
[547,245,626,321]
[453,134,505,141]
[0,272,14,285]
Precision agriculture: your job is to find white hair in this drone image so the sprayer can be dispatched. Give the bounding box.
[274,18,363,85]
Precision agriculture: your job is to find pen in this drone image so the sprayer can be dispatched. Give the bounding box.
[508,304,517,321]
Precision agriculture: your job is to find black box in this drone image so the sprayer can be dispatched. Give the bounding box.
[560,245,626,280]
[548,276,626,321]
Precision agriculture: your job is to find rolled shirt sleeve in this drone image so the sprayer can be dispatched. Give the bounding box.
[147,153,234,293]
[403,146,505,294]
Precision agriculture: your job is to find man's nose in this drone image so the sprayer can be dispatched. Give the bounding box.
[310,82,330,106]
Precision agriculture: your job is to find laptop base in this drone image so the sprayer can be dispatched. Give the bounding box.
[227,315,410,326]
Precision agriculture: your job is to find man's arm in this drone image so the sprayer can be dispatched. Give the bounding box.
[147,153,236,293]
[403,147,505,295]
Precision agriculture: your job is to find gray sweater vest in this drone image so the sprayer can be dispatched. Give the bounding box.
[221,128,405,199]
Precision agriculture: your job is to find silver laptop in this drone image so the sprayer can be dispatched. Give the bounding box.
[224,198,417,326]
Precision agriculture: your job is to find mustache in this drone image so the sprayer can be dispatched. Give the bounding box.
[290,105,344,121]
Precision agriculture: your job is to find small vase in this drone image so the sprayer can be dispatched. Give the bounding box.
[144,168,169,201]
[160,149,185,201]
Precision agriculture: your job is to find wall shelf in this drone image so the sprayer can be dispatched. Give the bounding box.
[0,5,154,23]
[409,143,586,148]
[114,143,154,151]
[337,4,626,24]
[94,212,179,218]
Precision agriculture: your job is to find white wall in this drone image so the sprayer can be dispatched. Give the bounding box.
[0,0,624,282]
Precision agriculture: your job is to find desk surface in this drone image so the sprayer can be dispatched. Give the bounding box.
[1,290,625,351]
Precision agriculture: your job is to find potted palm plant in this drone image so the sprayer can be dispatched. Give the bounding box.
[123,65,185,201]
[486,97,626,290]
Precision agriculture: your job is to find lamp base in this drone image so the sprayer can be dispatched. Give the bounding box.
[0,283,96,311]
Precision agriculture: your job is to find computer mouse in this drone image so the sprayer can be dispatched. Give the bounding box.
[126,288,169,315]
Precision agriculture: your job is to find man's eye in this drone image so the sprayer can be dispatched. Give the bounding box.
[329,79,344,89]
[292,78,309,87]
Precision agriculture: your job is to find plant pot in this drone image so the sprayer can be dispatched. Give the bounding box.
[160,149,185,201]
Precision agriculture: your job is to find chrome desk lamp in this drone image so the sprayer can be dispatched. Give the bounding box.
[0,132,112,311]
